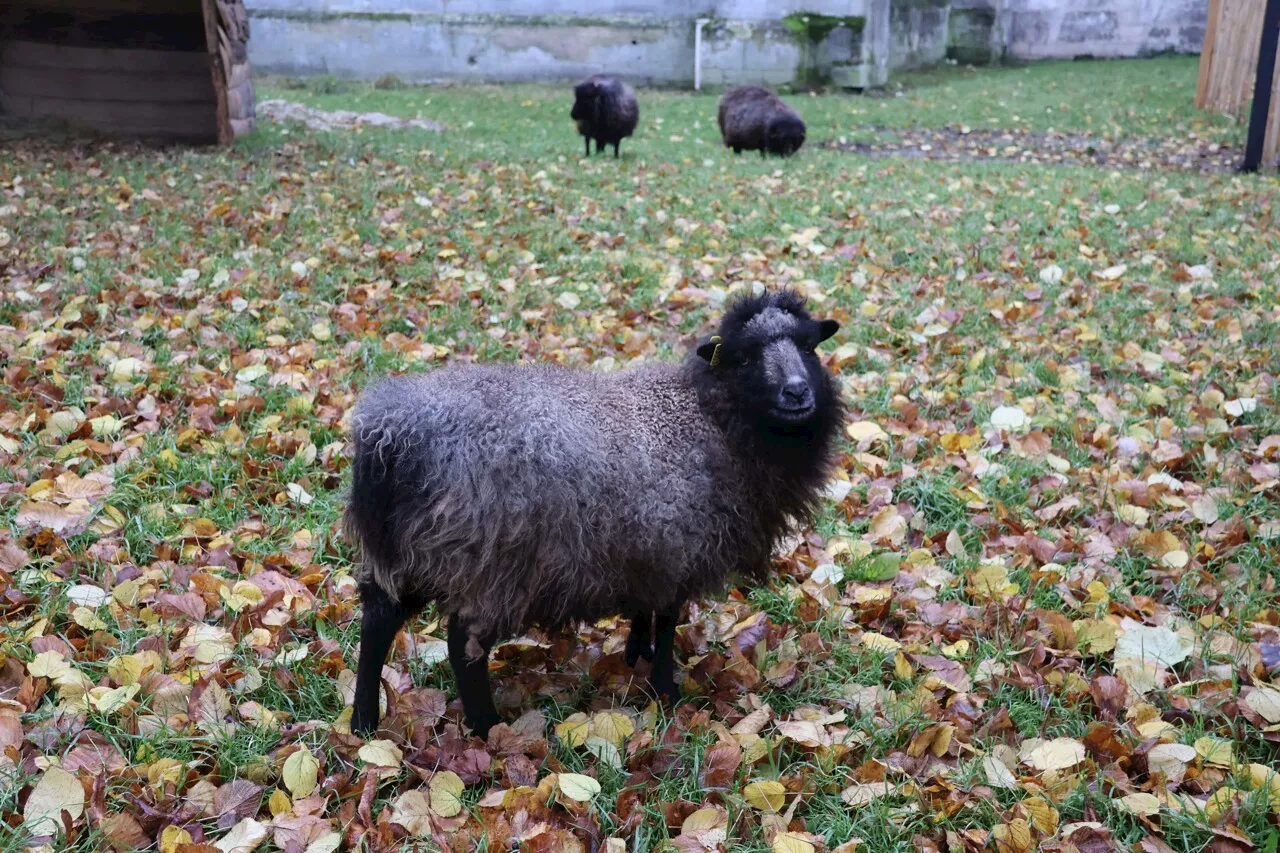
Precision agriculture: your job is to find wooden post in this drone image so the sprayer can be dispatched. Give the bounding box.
[1196,0,1222,109]
[1242,0,1280,172]
[199,0,232,144]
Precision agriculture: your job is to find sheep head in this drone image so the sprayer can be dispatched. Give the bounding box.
[697,290,839,428]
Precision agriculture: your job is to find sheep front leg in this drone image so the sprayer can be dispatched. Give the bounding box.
[624,609,654,667]
[447,614,501,739]
[583,136,591,158]
[352,582,409,736]
[649,604,682,704]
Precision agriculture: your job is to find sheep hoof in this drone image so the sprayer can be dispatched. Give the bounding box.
[650,676,679,706]
[350,708,378,737]
[467,712,501,740]
[624,634,655,667]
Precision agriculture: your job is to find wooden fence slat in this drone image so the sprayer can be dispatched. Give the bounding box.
[0,40,210,74]
[0,65,215,103]
[1197,0,1223,108]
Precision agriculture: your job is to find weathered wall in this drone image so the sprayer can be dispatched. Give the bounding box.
[889,0,951,69]
[245,0,872,87]
[947,0,1206,63]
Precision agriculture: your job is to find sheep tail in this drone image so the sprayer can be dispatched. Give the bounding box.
[344,427,401,599]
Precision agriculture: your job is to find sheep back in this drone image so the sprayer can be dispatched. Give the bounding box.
[344,362,775,641]
[718,86,805,156]
[571,74,639,143]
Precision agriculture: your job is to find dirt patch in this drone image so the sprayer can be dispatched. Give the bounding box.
[824,125,1243,173]
[258,99,441,133]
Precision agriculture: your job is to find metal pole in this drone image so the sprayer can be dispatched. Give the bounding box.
[695,18,710,91]
[1241,0,1280,173]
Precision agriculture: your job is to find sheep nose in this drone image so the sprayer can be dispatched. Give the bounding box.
[781,379,812,408]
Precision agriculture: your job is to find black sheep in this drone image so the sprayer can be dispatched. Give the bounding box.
[571,74,639,158]
[344,290,844,737]
[718,85,806,157]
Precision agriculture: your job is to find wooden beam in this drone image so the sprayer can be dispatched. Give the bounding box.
[0,65,215,103]
[1197,0,1222,109]
[1,40,210,74]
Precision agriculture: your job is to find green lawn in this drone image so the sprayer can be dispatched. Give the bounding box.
[2,57,1279,853]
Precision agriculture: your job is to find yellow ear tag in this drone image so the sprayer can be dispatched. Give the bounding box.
[709,335,723,368]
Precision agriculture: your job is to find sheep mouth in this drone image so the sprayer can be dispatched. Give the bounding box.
[771,403,816,423]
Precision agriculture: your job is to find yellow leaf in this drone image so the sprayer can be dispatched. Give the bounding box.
[1205,787,1244,822]
[1114,792,1160,816]
[969,562,1019,601]
[389,790,433,837]
[555,712,591,748]
[1245,687,1280,724]
[268,788,291,817]
[773,832,816,853]
[840,782,893,806]
[681,807,728,833]
[216,817,268,853]
[1023,797,1058,834]
[590,711,635,748]
[845,421,887,444]
[24,766,85,836]
[982,755,1018,789]
[106,654,145,686]
[357,739,403,768]
[90,683,139,714]
[1194,736,1233,768]
[991,818,1032,853]
[28,650,73,680]
[429,770,465,817]
[72,606,108,631]
[743,780,787,812]
[557,772,602,802]
[1023,738,1086,772]
[160,825,193,853]
[860,632,901,653]
[282,746,319,798]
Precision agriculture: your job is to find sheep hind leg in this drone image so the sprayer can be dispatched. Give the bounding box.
[613,141,620,158]
[649,604,682,705]
[624,610,654,667]
[352,582,409,736]
[447,614,501,739]
[584,136,591,158]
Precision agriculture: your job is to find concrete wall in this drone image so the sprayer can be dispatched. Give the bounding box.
[947,0,1206,64]
[246,0,872,87]
[889,0,951,69]
[244,0,1209,87]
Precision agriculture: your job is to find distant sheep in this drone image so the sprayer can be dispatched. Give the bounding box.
[571,74,639,158]
[718,86,806,157]
[345,290,844,737]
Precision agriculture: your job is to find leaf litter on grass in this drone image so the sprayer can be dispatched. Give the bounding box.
[2,57,1280,853]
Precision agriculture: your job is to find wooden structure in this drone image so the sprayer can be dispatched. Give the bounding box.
[1197,0,1280,170]
[0,0,255,144]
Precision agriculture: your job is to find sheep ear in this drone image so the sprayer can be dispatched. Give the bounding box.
[697,335,724,365]
[816,319,839,343]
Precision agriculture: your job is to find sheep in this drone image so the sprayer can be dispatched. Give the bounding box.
[345,290,844,738]
[718,85,806,157]
[571,74,639,158]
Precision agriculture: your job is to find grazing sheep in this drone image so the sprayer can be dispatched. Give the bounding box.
[718,86,806,157]
[571,74,639,158]
[345,290,843,737]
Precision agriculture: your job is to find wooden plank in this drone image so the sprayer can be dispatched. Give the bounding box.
[224,82,251,119]
[7,0,201,16]
[226,59,250,90]
[0,91,217,140]
[199,0,233,145]
[1267,40,1280,169]
[0,65,215,103]
[0,40,210,74]
[1197,0,1222,109]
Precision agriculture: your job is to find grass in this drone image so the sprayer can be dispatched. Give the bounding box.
[2,56,1279,852]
